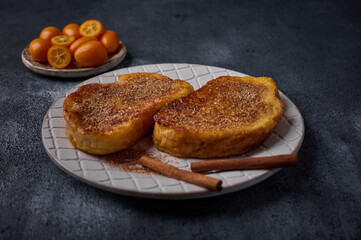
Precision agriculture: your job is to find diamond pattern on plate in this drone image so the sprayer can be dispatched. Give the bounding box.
[193,65,210,76]
[52,97,65,108]
[108,170,131,180]
[83,170,109,182]
[158,64,175,71]
[143,64,161,73]
[42,63,304,199]
[50,118,65,128]
[81,160,105,171]
[178,68,195,81]
[162,71,180,81]
[56,149,77,160]
[128,66,146,73]
[49,108,63,118]
[62,160,81,172]
[99,76,117,84]
[54,138,73,149]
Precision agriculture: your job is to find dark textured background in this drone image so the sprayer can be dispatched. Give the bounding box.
[1,0,360,239]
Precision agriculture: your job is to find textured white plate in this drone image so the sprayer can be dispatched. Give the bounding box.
[41,63,304,199]
[22,41,127,78]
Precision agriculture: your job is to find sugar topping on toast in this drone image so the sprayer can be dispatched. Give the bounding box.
[155,76,277,130]
[64,72,191,134]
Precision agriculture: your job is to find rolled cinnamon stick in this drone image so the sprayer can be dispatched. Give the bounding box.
[139,156,222,192]
[191,154,298,173]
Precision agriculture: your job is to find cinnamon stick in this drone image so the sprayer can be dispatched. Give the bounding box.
[139,156,223,192]
[191,154,298,173]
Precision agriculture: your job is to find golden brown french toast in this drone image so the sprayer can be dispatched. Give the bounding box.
[153,76,284,158]
[63,72,194,155]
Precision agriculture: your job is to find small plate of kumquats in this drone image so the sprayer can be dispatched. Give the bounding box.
[22,19,127,78]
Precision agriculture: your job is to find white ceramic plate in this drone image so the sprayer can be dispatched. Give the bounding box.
[22,41,127,78]
[41,63,304,199]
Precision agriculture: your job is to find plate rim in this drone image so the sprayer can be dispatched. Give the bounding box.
[22,40,127,78]
[41,63,305,199]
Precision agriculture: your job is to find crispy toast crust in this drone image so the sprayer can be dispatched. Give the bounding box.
[63,72,194,155]
[153,76,285,158]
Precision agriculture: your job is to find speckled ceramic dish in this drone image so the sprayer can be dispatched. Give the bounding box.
[22,41,127,78]
[41,63,304,199]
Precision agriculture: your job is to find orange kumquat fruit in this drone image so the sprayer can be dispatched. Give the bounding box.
[74,41,107,67]
[100,30,120,54]
[47,45,72,69]
[79,20,105,38]
[69,36,98,55]
[40,26,62,42]
[29,38,51,62]
[51,35,75,47]
[63,23,81,40]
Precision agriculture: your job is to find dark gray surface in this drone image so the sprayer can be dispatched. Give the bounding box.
[1,0,360,239]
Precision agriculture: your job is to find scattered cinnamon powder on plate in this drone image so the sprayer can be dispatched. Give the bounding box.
[102,147,152,174]
[100,136,175,175]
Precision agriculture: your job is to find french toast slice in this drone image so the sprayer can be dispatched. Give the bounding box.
[153,76,285,158]
[63,72,194,155]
